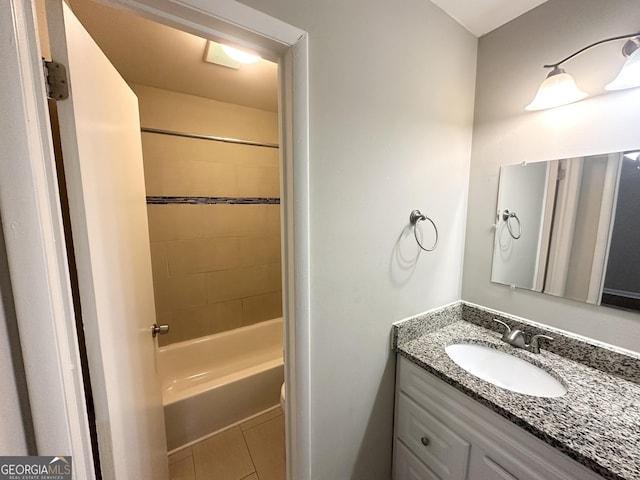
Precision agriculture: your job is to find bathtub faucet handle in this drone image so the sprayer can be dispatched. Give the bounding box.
[151,323,169,337]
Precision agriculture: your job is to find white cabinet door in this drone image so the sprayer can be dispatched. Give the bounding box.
[396,393,470,480]
[394,357,604,480]
[47,2,169,478]
[467,446,519,480]
[394,440,442,480]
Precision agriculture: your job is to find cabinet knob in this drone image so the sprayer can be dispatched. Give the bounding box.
[420,436,430,447]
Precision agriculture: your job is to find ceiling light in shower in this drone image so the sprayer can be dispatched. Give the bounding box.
[204,41,262,69]
[220,44,261,64]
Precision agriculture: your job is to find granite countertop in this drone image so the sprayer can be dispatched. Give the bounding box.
[396,319,640,480]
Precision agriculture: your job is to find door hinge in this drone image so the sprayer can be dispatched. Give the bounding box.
[43,59,69,101]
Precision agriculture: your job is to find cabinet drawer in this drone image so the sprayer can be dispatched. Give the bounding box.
[396,392,470,480]
[394,439,441,480]
[467,445,519,480]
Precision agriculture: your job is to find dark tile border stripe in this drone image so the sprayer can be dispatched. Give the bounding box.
[146,196,280,205]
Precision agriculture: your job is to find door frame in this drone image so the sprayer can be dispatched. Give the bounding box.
[1,0,310,478]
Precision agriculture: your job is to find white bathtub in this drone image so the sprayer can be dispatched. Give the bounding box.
[158,318,284,452]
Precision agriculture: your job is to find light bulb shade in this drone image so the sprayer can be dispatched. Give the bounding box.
[221,44,261,64]
[525,68,588,111]
[604,46,640,91]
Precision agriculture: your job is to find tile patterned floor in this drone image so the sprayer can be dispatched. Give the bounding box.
[169,408,285,480]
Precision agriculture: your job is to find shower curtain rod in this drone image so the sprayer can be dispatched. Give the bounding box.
[140,127,279,149]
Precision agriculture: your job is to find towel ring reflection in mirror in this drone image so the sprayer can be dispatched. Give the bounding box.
[409,209,439,251]
[502,209,522,239]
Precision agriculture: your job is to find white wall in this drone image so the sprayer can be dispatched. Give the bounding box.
[463,0,640,352]
[236,0,477,477]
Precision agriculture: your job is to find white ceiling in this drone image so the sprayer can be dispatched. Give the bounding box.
[430,0,550,37]
[67,0,279,112]
[67,0,550,112]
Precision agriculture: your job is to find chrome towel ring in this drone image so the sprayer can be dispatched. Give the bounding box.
[502,209,521,239]
[409,209,438,252]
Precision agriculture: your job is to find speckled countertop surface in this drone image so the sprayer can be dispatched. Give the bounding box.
[396,319,640,480]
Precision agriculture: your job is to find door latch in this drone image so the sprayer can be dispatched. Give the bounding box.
[151,324,169,337]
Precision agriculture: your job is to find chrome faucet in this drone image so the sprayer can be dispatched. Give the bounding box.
[493,319,553,354]
[527,333,555,354]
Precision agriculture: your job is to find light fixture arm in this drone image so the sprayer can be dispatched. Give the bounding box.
[526,29,640,111]
[542,31,640,69]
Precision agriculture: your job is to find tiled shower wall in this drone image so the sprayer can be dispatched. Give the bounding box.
[133,84,282,345]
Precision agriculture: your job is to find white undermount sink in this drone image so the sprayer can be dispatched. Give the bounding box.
[445,343,567,398]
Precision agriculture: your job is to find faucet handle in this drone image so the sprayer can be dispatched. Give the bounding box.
[493,318,511,335]
[529,334,554,353]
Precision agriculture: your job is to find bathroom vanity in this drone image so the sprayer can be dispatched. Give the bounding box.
[392,303,640,480]
[395,357,602,480]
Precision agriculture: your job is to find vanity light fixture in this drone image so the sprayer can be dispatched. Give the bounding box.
[525,66,587,111]
[605,37,640,91]
[526,31,640,111]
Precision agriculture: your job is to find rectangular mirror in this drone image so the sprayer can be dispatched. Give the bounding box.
[491,149,640,312]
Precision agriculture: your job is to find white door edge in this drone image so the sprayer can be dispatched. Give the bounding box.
[587,153,622,304]
[280,33,311,480]
[4,0,311,478]
[0,0,95,477]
